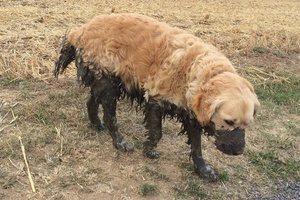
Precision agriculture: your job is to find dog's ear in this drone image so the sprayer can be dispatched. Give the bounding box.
[241,77,260,118]
[253,98,260,118]
[192,88,221,126]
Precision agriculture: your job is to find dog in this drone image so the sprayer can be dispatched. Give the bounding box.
[54,13,260,181]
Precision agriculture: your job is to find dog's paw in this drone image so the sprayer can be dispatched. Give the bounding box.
[114,138,134,152]
[196,164,219,181]
[144,148,160,159]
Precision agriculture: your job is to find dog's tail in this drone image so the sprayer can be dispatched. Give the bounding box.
[54,34,76,78]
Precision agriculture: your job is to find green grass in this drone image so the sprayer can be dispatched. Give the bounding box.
[174,179,207,199]
[134,140,143,150]
[253,47,284,57]
[255,75,300,114]
[247,150,299,181]
[253,47,271,54]
[260,131,295,150]
[283,121,300,137]
[140,183,158,196]
[219,169,229,182]
[0,77,28,87]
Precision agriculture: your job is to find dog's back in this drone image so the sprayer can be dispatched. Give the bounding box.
[60,13,234,108]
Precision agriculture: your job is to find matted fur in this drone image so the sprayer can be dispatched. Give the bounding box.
[65,13,258,128]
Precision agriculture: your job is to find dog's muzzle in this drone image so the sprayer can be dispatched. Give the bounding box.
[214,128,245,155]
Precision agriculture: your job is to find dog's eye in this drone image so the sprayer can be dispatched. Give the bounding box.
[224,120,234,126]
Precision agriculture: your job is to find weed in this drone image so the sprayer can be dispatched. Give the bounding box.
[219,169,229,182]
[140,183,158,196]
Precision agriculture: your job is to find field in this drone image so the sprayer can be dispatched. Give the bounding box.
[0,0,299,199]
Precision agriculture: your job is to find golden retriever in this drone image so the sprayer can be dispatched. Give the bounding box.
[54,13,260,180]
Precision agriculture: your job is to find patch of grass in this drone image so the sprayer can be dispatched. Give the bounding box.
[56,170,101,189]
[174,179,207,199]
[140,183,158,196]
[219,169,229,182]
[33,105,52,125]
[143,166,170,182]
[47,88,84,107]
[255,75,300,114]
[0,77,26,87]
[253,47,284,57]
[179,162,194,172]
[134,140,143,150]
[57,175,79,188]
[247,150,300,181]
[253,47,271,54]
[283,121,300,137]
[261,131,295,150]
[0,135,21,159]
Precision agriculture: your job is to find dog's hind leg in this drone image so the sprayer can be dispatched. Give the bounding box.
[87,95,105,131]
[143,98,163,159]
[186,118,219,181]
[75,50,104,131]
[91,77,134,152]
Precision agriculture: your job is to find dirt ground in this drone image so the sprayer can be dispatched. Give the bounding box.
[0,0,299,199]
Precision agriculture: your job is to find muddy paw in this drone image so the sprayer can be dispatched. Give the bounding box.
[144,148,160,159]
[114,138,134,152]
[196,164,219,181]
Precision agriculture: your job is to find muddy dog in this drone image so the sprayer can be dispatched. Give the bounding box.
[54,13,260,181]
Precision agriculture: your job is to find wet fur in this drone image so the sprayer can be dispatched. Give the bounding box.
[54,13,260,181]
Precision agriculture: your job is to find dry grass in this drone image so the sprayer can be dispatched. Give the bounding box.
[0,0,300,79]
[0,0,300,199]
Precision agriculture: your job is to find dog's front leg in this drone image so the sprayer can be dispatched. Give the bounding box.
[187,119,219,181]
[143,98,163,159]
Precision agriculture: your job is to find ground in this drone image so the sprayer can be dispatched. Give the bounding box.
[0,0,299,199]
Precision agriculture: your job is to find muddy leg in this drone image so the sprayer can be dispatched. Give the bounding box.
[143,99,163,159]
[92,78,133,152]
[186,118,219,181]
[86,95,105,131]
[76,49,103,130]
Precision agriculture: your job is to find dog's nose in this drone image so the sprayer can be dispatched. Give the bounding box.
[233,149,244,155]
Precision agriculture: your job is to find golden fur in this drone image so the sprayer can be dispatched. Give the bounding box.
[67,13,260,130]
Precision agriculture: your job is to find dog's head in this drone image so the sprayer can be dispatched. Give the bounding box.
[193,72,260,155]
